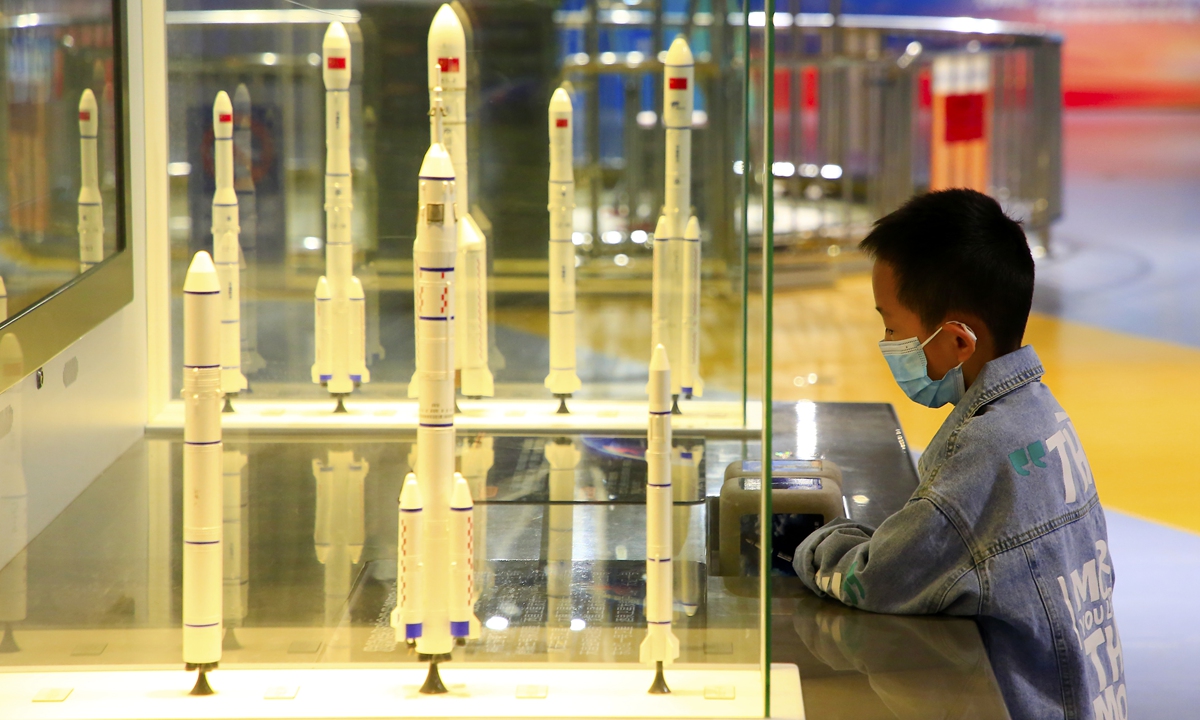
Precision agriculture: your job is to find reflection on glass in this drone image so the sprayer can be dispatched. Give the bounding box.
[1,3,118,317]
[221,448,248,650]
[311,449,367,660]
[544,437,580,661]
[792,596,1008,719]
[0,340,25,653]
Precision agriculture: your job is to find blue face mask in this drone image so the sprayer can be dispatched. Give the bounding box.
[879,322,977,408]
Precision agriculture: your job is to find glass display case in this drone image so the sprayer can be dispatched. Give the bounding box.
[1,0,788,718]
[150,0,760,434]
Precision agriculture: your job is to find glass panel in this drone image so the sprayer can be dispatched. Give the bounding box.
[163,1,750,415]
[0,0,122,320]
[1,433,770,717]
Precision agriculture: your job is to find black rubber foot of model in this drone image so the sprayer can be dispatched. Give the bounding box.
[222,394,236,413]
[188,664,217,696]
[0,623,18,653]
[222,627,242,651]
[671,395,682,415]
[556,395,570,414]
[648,661,670,694]
[333,395,347,414]
[420,661,448,695]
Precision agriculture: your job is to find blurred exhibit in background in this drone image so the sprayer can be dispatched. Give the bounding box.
[835,0,1200,106]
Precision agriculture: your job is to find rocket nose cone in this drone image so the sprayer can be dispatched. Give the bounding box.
[184,251,220,293]
[651,343,670,371]
[315,275,330,298]
[666,35,694,66]
[323,21,350,51]
[79,88,98,133]
[550,86,572,113]
[234,84,251,110]
[653,215,668,239]
[419,143,456,179]
[451,473,474,509]
[685,216,700,239]
[213,91,233,135]
[431,4,465,36]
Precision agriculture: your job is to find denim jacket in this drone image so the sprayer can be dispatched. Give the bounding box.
[794,346,1124,720]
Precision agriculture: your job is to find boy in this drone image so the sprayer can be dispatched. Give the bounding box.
[794,189,1124,720]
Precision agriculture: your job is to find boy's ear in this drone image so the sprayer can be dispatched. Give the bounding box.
[944,321,978,363]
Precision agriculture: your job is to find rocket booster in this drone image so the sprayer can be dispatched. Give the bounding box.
[658,36,698,398]
[313,22,369,398]
[212,91,247,398]
[78,89,102,273]
[545,87,581,397]
[393,473,424,642]
[640,345,680,667]
[650,215,670,380]
[429,4,493,398]
[182,252,223,669]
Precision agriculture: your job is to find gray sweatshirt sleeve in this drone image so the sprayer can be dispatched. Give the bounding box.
[793,497,979,615]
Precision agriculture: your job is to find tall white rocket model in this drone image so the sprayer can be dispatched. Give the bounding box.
[313,22,369,411]
[428,4,493,399]
[182,252,223,696]
[655,36,703,409]
[0,296,25,655]
[545,87,581,411]
[212,91,247,408]
[641,344,679,693]
[78,89,102,273]
[391,121,479,694]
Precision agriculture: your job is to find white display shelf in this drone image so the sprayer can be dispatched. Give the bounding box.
[0,663,802,720]
[149,399,761,435]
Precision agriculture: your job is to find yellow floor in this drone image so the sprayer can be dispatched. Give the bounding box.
[770,274,1200,534]
[500,272,1200,534]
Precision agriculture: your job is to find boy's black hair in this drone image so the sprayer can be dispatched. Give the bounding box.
[861,189,1034,354]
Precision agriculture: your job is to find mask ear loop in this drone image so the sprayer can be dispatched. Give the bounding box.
[920,321,978,349]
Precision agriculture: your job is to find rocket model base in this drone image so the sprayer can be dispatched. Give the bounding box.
[648,661,670,694]
[672,395,681,415]
[186,662,217,696]
[333,394,349,414]
[555,394,570,415]
[223,394,236,414]
[419,654,452,695]
[0,622,17,653]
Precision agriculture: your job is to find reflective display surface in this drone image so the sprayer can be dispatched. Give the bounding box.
[0,404,1009,718]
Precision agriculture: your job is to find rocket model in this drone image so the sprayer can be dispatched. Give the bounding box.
[182,251,223,696]
[221,449,248,650]
[545,438,580,661]
[0,322,25,654]
[391,128,479,694]
[672,445,701,618]
[212,91,248,409]
[429,4,493,399]
[545,87,581,411]
[313,22,369,411]
[233,84,266,377]
[313,450,366,661]
[641,344,680,693]
[654,36,703,411]
[78,89,102,273]
[0,277,7,321]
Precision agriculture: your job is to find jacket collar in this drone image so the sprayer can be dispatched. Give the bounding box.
[948,344,1045,424]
